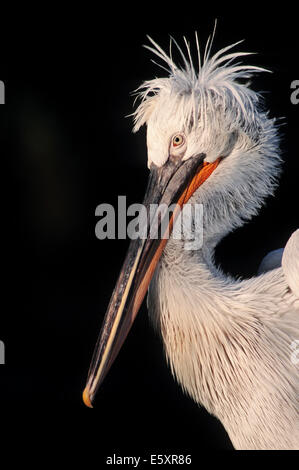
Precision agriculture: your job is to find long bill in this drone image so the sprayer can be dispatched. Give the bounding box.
[83,153,221,407]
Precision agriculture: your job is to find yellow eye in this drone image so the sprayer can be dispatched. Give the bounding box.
[172,134,184,147]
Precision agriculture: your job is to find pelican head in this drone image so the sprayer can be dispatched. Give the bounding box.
[83,33,281,408]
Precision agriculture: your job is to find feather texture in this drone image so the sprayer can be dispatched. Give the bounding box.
[133,33,299,450]
[132,35,272,167]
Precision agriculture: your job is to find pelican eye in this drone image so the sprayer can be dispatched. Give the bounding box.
[172,134,184,147]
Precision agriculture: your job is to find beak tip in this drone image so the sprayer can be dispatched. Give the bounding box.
[82,387,93,408]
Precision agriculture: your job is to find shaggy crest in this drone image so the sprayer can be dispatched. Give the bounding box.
[132,31,281,245]
[132,32,270,147]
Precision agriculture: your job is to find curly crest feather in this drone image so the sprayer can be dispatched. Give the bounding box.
[133,33,270,142]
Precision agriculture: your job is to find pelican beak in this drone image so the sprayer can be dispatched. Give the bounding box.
[83,153,221,407]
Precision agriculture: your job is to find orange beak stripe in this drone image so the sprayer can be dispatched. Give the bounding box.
[181,157,221,205]
[131,157,221,324]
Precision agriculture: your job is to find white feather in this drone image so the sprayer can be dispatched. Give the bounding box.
[134,33,299,450]
[282,229,299,298]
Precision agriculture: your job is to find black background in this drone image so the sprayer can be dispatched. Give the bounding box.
[1,7,298,463]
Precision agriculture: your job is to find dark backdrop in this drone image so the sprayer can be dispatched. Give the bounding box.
[1,8,298,463]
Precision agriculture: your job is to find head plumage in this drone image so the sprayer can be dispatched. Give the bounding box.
[132,29,269,138]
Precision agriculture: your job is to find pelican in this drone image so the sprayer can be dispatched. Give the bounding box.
[83,32,299,450]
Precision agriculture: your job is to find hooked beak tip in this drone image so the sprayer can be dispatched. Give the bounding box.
[82,387,93,408]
